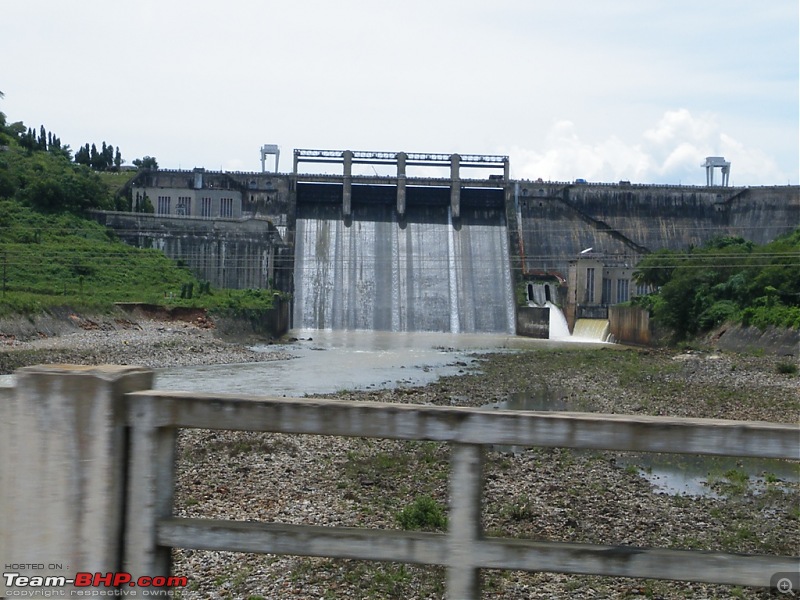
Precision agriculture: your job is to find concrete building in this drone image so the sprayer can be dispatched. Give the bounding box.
[566,252,644,327]
[130,168,244,219]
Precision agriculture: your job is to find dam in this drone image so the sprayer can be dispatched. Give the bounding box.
[106,149,800,337]
[293,188,515,333]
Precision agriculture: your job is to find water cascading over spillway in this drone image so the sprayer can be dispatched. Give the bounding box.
[572,318,611,342]
[546,301,571,339]
[293,203,516,333]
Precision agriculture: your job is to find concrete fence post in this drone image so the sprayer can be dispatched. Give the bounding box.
[446,443,484,599]
[124,394,177,579]
[0,364,153,594]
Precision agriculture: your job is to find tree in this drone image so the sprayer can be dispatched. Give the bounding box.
[114,147,122,170]
[74,144,90,166]
[638,230,800,338]
[633,248,680,289]
[90,143,100,169]
[132,156,158,170]
[0,91,8,144]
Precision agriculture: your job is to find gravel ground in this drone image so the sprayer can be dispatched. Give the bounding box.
[171,347,798,600]
[0,314,289,373]
[1,321,797,599]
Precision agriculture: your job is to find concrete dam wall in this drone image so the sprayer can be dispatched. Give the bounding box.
[514,183,799,278]
[106,169,798,338]
[293,197,516,333]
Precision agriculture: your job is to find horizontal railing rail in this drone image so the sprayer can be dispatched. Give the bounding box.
[123,390,799,599]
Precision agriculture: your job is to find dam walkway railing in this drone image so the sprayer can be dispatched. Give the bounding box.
[1,365,798,598]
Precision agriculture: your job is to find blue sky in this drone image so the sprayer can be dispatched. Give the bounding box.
[2,0,797,185]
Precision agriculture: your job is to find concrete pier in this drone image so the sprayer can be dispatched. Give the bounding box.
[450,153,461,219]
[397,151,407,216]
[342,150,353,217]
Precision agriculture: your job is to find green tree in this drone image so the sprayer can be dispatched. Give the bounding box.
[74,144,90,166]
[133,156,158,170]
[90,143,100,169]
[633,248,680,289]
[641,231,800,339]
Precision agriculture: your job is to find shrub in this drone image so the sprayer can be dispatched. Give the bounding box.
[396,495,447,531]
[776,361,798,375]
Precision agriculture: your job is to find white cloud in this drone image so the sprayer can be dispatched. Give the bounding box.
[509,109,789,186]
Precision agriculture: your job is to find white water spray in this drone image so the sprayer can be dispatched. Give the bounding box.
[546,302,572,339]
[446,206,461,334]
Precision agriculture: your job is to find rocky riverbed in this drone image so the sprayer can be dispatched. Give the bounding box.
[0,313,289,373]
[1,319,797,599]
[168,347,798,600]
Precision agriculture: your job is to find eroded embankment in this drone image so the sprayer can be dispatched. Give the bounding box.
[0,308,288,374]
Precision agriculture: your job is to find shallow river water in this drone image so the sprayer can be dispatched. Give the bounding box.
[153,329,593,396]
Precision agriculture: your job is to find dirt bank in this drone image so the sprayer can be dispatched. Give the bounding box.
[0,309,288,374]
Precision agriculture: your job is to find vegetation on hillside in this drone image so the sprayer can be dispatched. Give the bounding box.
[632,231,800,339]
[0,100,278,316]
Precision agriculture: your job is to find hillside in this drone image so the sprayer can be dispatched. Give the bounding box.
[0,127,277,317]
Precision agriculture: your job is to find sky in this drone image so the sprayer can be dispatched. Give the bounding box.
[1,0,798,186]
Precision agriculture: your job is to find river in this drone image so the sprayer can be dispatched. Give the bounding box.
[152,329,597,396]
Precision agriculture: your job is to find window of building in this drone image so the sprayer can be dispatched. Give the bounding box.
[616,279,630,303]
[220,197,233,218]
[586,267,595,303]
[602,278,611,304]
[201,197,212,217]
[157,196,171,215]
[177,196,191,216]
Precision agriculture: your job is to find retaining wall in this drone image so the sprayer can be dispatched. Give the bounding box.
[516,306,549,338]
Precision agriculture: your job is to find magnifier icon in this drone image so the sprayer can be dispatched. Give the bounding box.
[777,577,796,595]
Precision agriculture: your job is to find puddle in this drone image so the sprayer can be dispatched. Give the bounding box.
[483,389,799,497]
[615,453,800,498]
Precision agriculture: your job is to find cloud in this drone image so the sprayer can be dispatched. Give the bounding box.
[509,109,788,186]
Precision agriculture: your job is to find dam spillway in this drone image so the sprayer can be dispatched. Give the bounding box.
[293,192,516,333]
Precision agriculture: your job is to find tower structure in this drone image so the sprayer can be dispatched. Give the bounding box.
[261,144,280,173]
[701,156,731,186]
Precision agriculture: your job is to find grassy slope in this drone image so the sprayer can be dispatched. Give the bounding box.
[0,131,285,316]
[0,198,203,315]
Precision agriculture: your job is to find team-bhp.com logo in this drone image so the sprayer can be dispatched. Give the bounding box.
[4,571,187,595]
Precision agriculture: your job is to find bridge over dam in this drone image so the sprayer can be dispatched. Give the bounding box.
[108,149,799,334]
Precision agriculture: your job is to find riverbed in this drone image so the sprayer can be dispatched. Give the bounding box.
[1,318,797,598]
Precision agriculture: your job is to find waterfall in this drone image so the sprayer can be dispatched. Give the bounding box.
[546,301,571,339]
[544,302,611,343]
[572,319,611,342]
[447,206,461,334]
[293,203,515,333]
